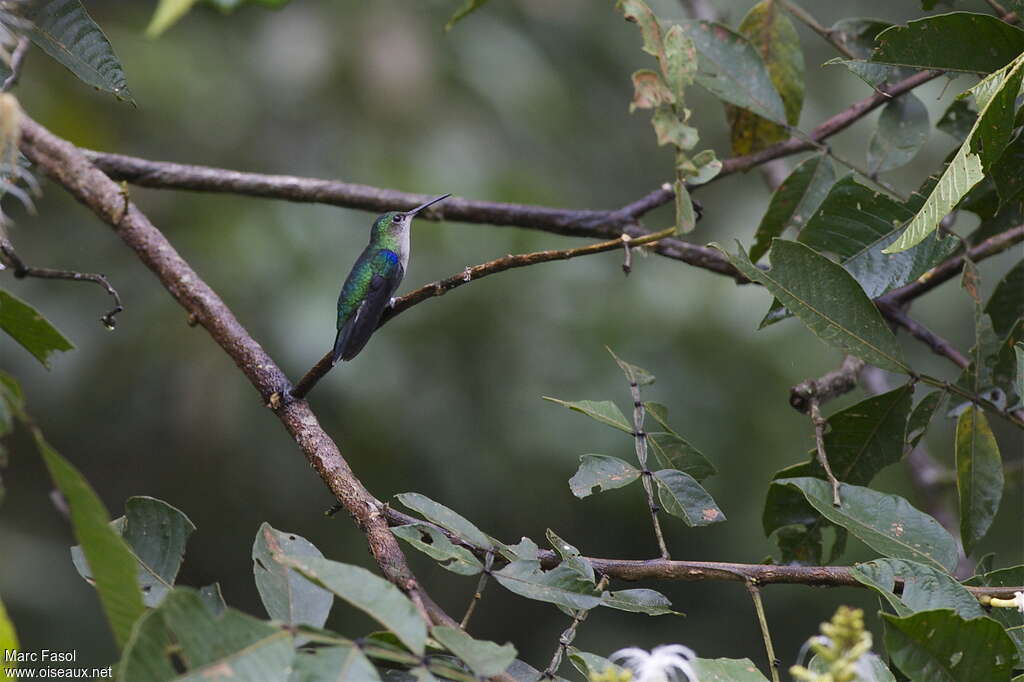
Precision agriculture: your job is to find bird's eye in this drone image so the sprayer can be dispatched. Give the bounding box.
[394,214,405,222]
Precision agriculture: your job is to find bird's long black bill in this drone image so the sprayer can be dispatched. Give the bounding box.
[406,193,451,217]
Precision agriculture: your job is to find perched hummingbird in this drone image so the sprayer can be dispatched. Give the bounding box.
[332,193,451,364]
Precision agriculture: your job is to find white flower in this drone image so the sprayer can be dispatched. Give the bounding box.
[989,591,1024,614]
[610,644,698,682]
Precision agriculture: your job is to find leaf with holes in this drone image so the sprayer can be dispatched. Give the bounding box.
[568,455,640,499]
[395,492,492,550]
[775,477,958,572]
[392,523,483,576]
[73,497,195,609]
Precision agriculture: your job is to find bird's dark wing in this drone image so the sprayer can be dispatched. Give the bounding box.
[332,251,403,363]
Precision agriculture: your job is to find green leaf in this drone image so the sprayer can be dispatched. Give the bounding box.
[674,180,697,233]
[0,290,74,369]
[719,240,909,373]
[492,559,602,611]
[883,609,1017,682]
[679,21,788,125]
[725,0,804,155]
[783,385,913,486]
[872,12,1024,74]
[395,492,492,550]
[431,626,516,678]
[542,397,632,433]
[120,588,294,680]
[883,54,1024,253]
[606,347,655,386]
[648,432,716,480]
[36,432,144,648]
[24,0,132,101]
[654,469,725,526]
[991,133,1024,205]
[278,555,426,655]
[750,154,836,262]
[662,23,697,104]
[690,658,771,681]
[568,454,640,498]
[568,649,627,679]
[775,477,958,572]
[964,565,1024,662]
[72,496,195,608]
[290,643,381,682]
[680,149,722,185]
[985,259,1024,339]
[651,107,698,148]
[906,390,946,449]
[937,99,977,142]
[616,0,664,60]
[799,176,960,299]
[392,523,483,576]
[600,588,678,615]
[0,593,18,680]
[955,407,1003,556]
[868,93,929,175]
[252,523,333,629]
[445,0,490,31]
[1016,343,1024,403]
[852,558,985,618]
[545,529,594,583]
[199,583,226,616]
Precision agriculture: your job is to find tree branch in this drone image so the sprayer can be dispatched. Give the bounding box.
[790,355,865,413]
[289,227,677,400]
[875,302,970,369]
[17,114,471,639]
[382,507,1024,598]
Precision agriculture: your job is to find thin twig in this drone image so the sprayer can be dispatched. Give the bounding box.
[918,373,1024,429]
[875,302,970,369]
[289,228,676,400]
[808,398,841,507]
[542,575,610,680]
[460,551,493,630]
[746,581,780,682]
[1,36,29,93]
[0,237,124,328]
[778,0,857,60]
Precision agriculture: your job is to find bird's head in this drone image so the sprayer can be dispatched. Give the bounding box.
[371,193,451,240]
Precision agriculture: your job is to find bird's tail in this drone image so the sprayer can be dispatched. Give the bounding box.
[331,328,346,366]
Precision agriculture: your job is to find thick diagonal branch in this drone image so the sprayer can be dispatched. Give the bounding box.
[18,115,463,633]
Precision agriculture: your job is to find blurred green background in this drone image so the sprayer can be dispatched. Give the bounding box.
[1,0,1020,675]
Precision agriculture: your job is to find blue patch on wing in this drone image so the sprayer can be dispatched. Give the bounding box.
[381,250,400,264]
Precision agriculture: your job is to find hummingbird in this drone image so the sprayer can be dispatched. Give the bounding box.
[332,193,451,364]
